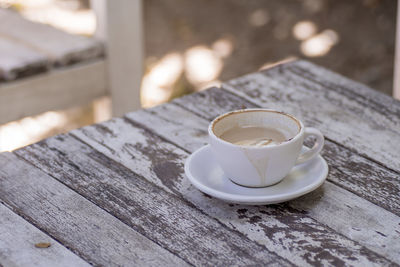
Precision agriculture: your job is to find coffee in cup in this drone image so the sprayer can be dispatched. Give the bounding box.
[219,125,286,147]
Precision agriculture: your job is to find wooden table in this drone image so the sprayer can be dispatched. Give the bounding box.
[1,60,399,266]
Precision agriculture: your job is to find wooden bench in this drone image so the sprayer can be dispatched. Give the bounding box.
[0,0,143,124]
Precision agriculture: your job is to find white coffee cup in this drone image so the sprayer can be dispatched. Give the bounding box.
[208,109,324,187]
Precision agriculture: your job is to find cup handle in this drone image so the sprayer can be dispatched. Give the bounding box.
[296,127,324,165]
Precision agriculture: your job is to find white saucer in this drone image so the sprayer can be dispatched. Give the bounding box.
[184,145,328,205]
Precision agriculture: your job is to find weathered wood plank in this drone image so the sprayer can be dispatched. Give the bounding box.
[0,202,90,267]
[290,182,400,259]
[0,60,106,124]
[0,9,103,68]
[319,138,400,215]
[292,60,400,116]
[172,86,258,120]
[0,38,48,81]
[0,152,190,267]
[74,119,185,195]
[15,137,291,267]
[222,61,400,172]
[70,116,399,265]
[125,104,210,152]
[173,87,400,216]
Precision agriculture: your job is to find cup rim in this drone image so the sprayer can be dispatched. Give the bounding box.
[208,108,304,149]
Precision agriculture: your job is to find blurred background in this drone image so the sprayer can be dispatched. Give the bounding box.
[0,0,396,152]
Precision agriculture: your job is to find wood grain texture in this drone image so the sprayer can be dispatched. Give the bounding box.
[174,87,400,217]
[15,135,291,267]
[0,203,90,267]
[125,103,210,152]
[222,60,400,172]
[0,152,190,267]
[69,115,399,265]
[292,60,400,115]
[123,100,400,261]
[172,86,258,120]
[6,59,400,266]
[0,9,103,68]
[0,38,48,81]
[0,60,106,124]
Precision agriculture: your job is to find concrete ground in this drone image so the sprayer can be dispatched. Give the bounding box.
[144,0,396,96]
